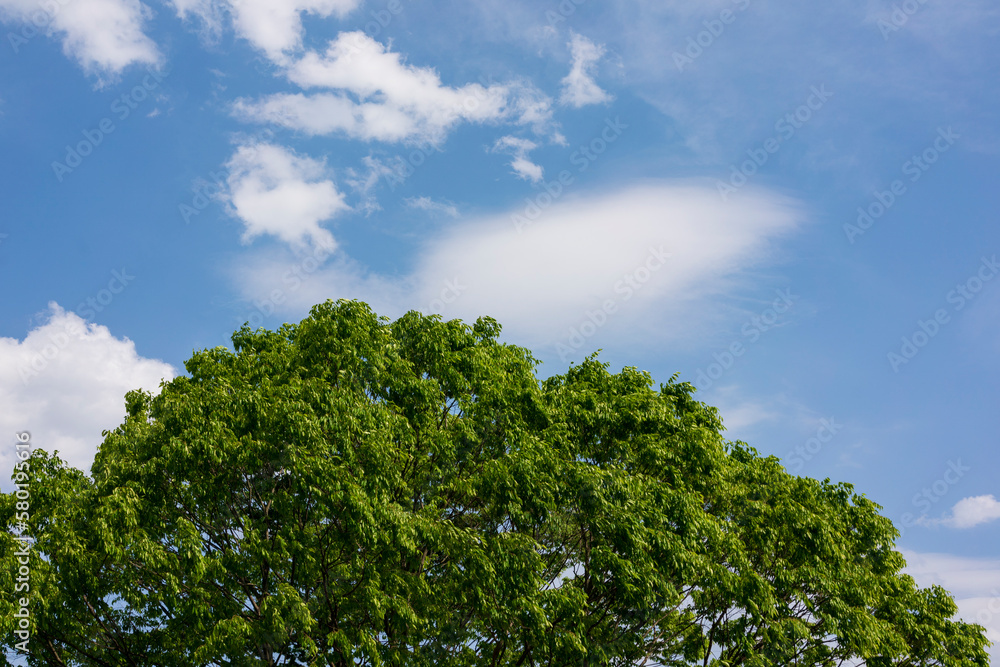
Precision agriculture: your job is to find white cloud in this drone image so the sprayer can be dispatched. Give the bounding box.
[230,249,408,328]
[345,155,394,197]
[711,395,782,432]
[411,183,800,347]
[0,304,175,490]
[903,550,1000,660]
[701,386,831,440]
[171,0,361,63]
[950,495,1000,529]
[405,196,459,218]
[492,135,543,183]
[507,81,564,141]
[509,155,543,183]
[904,550,1000,597]
[344,154,399,216]
[233,31,556,145]
[169,0,222,38]
[229,182,804,355]
[559,32,612,108]
[230,0,359,63]
[929,495,1000,529]
[225,142,348,249]
[0,0,161,77]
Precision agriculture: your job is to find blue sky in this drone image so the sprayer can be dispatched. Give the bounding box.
[2,0,999,654]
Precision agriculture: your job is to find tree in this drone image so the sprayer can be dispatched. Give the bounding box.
[1,299,991,666]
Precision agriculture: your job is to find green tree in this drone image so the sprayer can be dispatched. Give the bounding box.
[1,300,991,665]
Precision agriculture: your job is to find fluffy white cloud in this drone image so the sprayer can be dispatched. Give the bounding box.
[225,142,348,249]
[1,0,160,76]
[229,182,803,356]
[0,304,175,491]
[560,32,612,108]
[230,0,359,63]
[492,135,543,183]
[940,495,1000,529]
[171,0,360,63]
[233,31,556,145]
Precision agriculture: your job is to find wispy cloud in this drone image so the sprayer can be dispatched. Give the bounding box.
[491,135,543,183]
[405,196,459,218]
[229,181,804,351]
[903,550,1000,658]
[344,155,400,216]
[560,32,612,108]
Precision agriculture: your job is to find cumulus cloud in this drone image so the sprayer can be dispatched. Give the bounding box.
[225,142,348,249]
[233,31,556,145]
[926,495,1000,529]
[949,495,1000,529]
[0,0,161,77]
[0,304,175,490]
[559,32,612,108]
[171,0,361,63]
[492,135,543,183]
[228,182,803,355]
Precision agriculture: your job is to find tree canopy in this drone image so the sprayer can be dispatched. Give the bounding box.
[2,300,991,665]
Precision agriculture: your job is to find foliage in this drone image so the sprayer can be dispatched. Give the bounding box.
[1,300,991,665]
